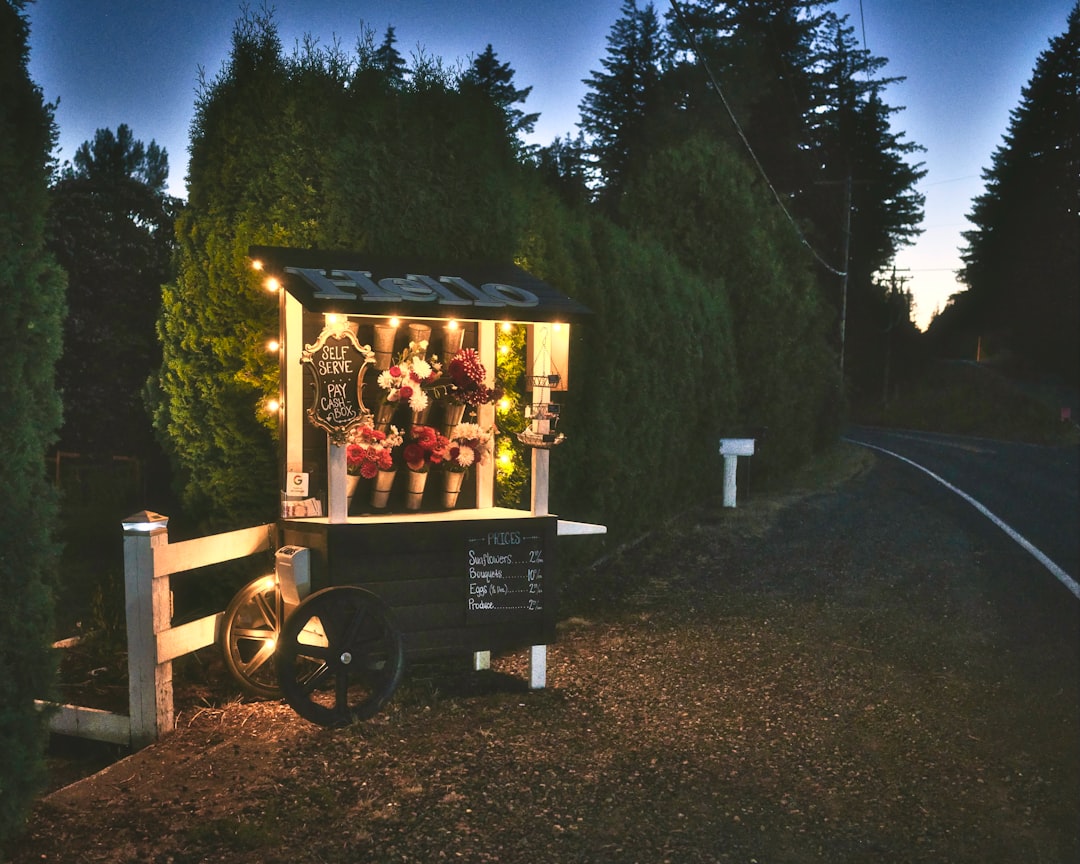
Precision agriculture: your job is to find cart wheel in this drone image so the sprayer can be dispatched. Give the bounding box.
[276,586,404,727]
[220,575,286,699]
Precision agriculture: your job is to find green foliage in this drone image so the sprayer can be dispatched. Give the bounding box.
[155,6,843,551]
[0,0,65,849]
[461,43,540,144]
[955,4,1080,385]
[579,0,670,205]
[516,183,739,535]
[48,125,178,457]
[620,133,840,473]
[494,324,528,509]
[155,10,526,528]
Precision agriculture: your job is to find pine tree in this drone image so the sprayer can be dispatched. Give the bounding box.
[666,0,830,196]
[535,132,592,207]
[48,125,178,456]
[958,3,1079,384]
[579,0,669,204]
[461,43,540,144]
[0,0,66,850]
[375,25,407,87]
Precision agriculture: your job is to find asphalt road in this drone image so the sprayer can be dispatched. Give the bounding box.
[844,426,1080,595]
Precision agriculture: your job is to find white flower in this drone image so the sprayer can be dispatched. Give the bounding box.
[408,388,429,412]
[455,446,475,469]
[410,357,433,380]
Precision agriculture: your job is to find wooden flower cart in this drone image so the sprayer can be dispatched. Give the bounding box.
[218,246,604,726]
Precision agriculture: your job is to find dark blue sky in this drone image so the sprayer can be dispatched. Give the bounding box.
[27,0,1074,327]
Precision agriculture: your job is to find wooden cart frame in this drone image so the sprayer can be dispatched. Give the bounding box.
[216,247,604,726]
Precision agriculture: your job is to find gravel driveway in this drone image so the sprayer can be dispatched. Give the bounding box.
[16,445,1080,863]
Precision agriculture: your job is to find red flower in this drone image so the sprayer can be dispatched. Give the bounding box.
[403,443,425,470]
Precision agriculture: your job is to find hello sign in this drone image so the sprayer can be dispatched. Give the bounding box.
[286,267,541,309]
[251,245,593,323]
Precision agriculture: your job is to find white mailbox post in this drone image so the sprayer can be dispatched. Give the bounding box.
[718,438,755,508]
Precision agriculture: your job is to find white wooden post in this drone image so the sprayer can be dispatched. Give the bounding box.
[718,438,756,508]
[527,323,558,687]
[327,440,349,523]
[475,320,496,509]
[122,511,173,748]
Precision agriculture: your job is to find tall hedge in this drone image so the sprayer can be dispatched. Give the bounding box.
[621,133,841,474]
[157,11,836,551]
[155,13,527,529]
[0,0,66,850]
[516,185,739,535]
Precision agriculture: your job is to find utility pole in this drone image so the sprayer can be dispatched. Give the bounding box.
[838,172,852,380]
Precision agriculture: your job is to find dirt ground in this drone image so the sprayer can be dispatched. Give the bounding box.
[10,444,1080,863]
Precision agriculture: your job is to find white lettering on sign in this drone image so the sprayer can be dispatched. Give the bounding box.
[284,267,540,309]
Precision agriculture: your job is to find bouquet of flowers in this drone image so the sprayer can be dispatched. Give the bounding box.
[377,349,441,414]
[445,348,501,407]
[403,425,449,473]
[438,423,493,473]
[345,424,403,478]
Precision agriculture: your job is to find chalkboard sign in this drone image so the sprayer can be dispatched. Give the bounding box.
[300,327,375,443]
[465,522,549,623]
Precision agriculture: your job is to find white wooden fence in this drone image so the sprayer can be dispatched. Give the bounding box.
[36,514,275,750]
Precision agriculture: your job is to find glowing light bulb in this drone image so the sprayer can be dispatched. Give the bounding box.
[501,322,513,333]
[267,399,280,413]
[267,339,280,353]
[389,316,400,328]
[265,276,280,292]
[498,398,511,412]
[446,319,459,331]
[251,259,264,271]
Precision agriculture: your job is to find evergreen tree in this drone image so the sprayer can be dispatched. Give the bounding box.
[48,125,178,456]
[375,25,407,87]
[461,43,540,144]
[957,3,1079,384]
[155,10,525,528]
[579,0,669,204]
[666,0,830,196]
[620,132,840,467]
[154,8,290,528]
[535,132,592,207]
[0,0,66,850]
[804,13,925,395]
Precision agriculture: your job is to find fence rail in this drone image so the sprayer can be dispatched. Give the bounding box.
[37,518,275,749]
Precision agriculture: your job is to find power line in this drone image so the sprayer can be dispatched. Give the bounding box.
[668,0,847,278]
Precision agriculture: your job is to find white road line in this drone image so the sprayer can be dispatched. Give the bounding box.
[845,438,1080,600]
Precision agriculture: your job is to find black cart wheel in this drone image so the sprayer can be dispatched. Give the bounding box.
[276,586,404,726]
[220,575,285,699]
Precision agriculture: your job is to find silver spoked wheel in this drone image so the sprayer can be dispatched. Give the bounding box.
[220,575,285,699]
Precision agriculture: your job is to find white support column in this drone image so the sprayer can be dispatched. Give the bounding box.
[284,291,305,474]
[722,454,739,508]
[327,440,349,522]
[476,320,496,509]
[123,512,173,749]
[529,645,547,689]
[718,438,756,508]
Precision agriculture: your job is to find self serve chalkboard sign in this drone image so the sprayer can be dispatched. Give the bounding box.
[465,520,552,623]
[300,327,375,443]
